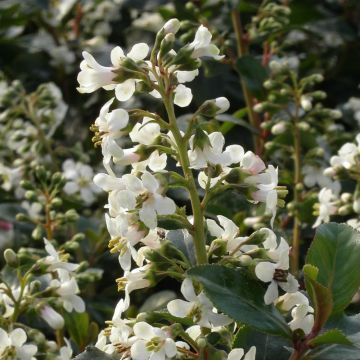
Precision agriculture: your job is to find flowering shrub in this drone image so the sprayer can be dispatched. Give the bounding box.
[1,1,360,360]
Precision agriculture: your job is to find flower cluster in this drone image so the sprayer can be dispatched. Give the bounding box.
[75,18,319,359]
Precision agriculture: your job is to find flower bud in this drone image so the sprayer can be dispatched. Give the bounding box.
[271,121,287,135]
[4,248,18,267]
[298,122,310,131]
[40,305,64,330]
[25,190,37,201]
[341,193,352,203]
[243,216,263,227]
[32,225,43,240]
[239,254,252,266]
[20,180,34,191]
[253,103,264,113]
[300,95,312,111]
[65,209,79,222]
[162,18,181,34]
[353,199,360,214]
[197,97,230,117]
[329,109,342,119]
[159,33,175,58]
[192,128,211,151]
[51,197,63,208]
[214,97,230,114]
[323,167,335,177]
[16,213,30,222]
[338,205,352,216]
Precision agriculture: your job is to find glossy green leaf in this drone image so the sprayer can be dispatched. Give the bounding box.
[188,265,291,338]
[306,223,360,314]
[307,345,360,360]
[303,264,333,331]
[308,329,352,347]
[233,325,291,360]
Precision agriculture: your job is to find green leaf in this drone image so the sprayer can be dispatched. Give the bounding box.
[303,264,333,331]
[307,345,360,360]
[217,113,259,135]
[235,55,268,98]
[233,325,291,360]
[306,223,360,314]
[64,312,97,350]
[188,265,291,338]
[74,346,117,360]
[308,329,352,347]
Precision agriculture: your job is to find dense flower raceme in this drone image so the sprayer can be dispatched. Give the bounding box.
[77,18,312,359]
[0,238,85,359]
[312,133,360,228]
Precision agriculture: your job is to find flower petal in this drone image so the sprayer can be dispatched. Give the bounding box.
[174,84,192,107]
[115,79,136,101]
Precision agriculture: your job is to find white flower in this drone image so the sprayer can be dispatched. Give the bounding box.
[175,70,199,83]
[246,165,278,227]
[302,165,339,190]
[300,95,312,111]
[228,347,256,360]
[112,44,149,101]
[0,283,30,318]
[51,271,85,313]
[189,25,223,60]
[131,322,177,360]
[117,265,151,308]
[188,131,244,169]
[77,44,149,95]
[174,84,193,107]
[21,201,42,221]
[241,151,266,175]
[43,238,79,274]
[77,51,116,93]
[167,278,232,328]
[275,291,309,311]
[40,305,65,330]
[131,150,167,173]
[129,117,161,145]
[206,215,249,254]
[93,173,125,192]
[95,330,116,355]
[106,214,145,270]
[95,97,129,136]
[57,338,73,360]
[289,304,314,335]
[0,164,22,192]
[118,172,176,229]
[255,234,298,305]
[62,159,101,204]
[313,188,337,228]
[0,328,37,360]
[330,134,360,170]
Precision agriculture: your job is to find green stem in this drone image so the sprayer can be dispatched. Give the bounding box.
[290,91,302,275]
[231,9,262,155]
[162,97,207,265]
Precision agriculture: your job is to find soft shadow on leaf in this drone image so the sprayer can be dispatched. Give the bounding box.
[188,265,292,338]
